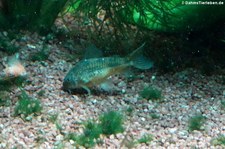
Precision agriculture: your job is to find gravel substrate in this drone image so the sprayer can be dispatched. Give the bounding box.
[0,32,225,149]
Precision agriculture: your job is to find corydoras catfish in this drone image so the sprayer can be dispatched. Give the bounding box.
[62,43,153,94]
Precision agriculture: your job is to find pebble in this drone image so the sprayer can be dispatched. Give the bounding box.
[169,128,177,134]
[141,117,146,121]
[56,135,63,141]
[161,107,168,115]
[121,89,126,94]
[69,140,75,145]
[143,108,148,112]
[177,130,189,139]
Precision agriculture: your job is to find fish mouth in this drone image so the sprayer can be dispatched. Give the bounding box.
[62,82,72,91]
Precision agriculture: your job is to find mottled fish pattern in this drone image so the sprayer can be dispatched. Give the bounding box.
[63,43,153,94]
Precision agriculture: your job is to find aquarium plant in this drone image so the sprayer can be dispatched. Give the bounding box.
[0,0,68,32]
[221,100,225,109]
[137,134,153,144]
[48,113,63,132]
[69,0,225,33]
[132,0,225,32]
[0,76,26,92]
[0,91,11,106]
[139,86,162,101]
[99,110,124,136]
[30,45,50,61]
[76,120,102,148]
[0,33,19,54]
[125,106,134,116]
[211,135,225,146]
[83,120,102,140]
[188,114,206,132]
[65,110,125,148]
[14,89,42,120]
[150,113,160,119]
[37,90,45,97]
[65,120,102,148]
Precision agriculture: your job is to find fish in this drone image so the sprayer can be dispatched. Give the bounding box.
[62,43,153,94]
[2,53,27,79]
[0,53,27,91]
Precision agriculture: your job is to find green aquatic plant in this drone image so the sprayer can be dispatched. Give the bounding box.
[65,120,102,148]
[48,113,59,123]
[125,106,134,116]
[65,110,125,148]
[64,132,77,142]
[139,86,162,101]
[54,141,65,149]
[48,113,63,132]
[222,76,225,85]
[188,114,206,132]
[37,90,45,97]
[0,76,26,92]
[30,45,50,61]
[14,90,42,120]
[65,0,156,55]
[137,134,153,144]
[0,91,11,106]
[0,39,18,54]
[0,31,21,54]
[83,120,102,140]
[221,100,225,109]
[99,110,124,136]
[34,134,47,146]
[0,1,68,32]
[75,134,96,148]
[211,135,225,146]
[150,113,160,119]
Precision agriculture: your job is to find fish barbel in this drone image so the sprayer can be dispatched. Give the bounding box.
[63,43,153,94]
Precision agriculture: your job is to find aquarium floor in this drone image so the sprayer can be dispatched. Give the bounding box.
[0,32,225,149]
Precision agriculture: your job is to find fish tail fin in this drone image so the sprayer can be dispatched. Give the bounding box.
[128,43,153,70]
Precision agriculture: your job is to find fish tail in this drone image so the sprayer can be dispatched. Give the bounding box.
[128,43,153,70]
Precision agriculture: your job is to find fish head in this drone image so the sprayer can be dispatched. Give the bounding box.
[62,74,79,90]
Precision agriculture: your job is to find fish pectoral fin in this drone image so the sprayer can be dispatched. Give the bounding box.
[81,85,91,95]
[99,79,118,93]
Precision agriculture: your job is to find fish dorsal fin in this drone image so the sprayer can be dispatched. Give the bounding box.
[84,44,103,59]
[128,42,146,59]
